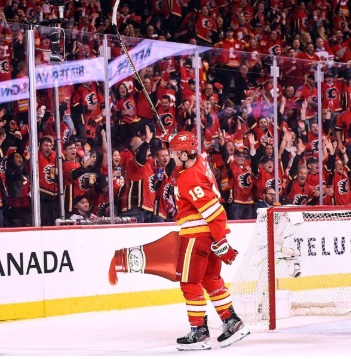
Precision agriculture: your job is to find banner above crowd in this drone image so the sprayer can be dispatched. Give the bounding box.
[107,39,208,87]
[0,39,209,103]
[0,57,105,103]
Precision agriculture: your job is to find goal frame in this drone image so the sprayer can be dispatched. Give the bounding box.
[266,205,351,330]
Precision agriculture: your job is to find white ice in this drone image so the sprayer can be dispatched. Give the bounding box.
[0,303,350,358]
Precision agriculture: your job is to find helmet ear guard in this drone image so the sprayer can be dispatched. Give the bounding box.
[178,151,189,162]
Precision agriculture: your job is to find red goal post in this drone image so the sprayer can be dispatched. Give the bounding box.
[230,205,351,330]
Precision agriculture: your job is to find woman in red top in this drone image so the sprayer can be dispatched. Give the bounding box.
[5,151,31,227]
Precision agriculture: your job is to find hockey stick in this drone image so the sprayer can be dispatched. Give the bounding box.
[111,0,167,136]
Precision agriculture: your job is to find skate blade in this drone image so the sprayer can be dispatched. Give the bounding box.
[219,325,250,348]
[176,340,211,351]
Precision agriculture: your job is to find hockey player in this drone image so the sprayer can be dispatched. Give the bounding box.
[168,131,250,351]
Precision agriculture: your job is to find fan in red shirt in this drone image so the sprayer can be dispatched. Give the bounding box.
[71,81,101,145]
[120,125,156,223]
[214,27,244,69]
[329,155,351,205]
[62,140,97,215]
[227,148,254,219]
[292,1,309,33]
[114,81,140,146]
[280,48,306,90]
[294,74,318,124]
[331,29,351,64]
[296,42,320,77]
[335,109,351,152]
[260,29,283,57]
[321,71,342,115]
[152,147,176,222]
[38,136,60,226]
[195,5,218,45]
[155,94,177,140]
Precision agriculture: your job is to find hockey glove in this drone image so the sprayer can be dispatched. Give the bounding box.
[211,238,238,265]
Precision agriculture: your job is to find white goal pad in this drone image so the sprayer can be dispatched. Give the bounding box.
[230,206,351,329]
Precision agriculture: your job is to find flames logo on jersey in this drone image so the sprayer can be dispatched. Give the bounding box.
[326,87,337,100]
[78,175,86,190]
[43,165,56,184]
[27,8,39,19]
[309,95,318,103]
[163,182,172,200]
[242,11,251,23]
[260,135,273,146]
[124,100,134,111]
[98,202,110,216]
[85,92,97,106]
[0,157,6,175]
[206,1,217,11]
[0,60,10,73]
[337,179,349,194]
[266,178,281,193]
[301,17,308,29]
[62,128,70,143]
[311,140,319,154]
[160,113,173,127]
[155,0,166,11]
[269,44,281,56]
[292,193,308,205]
[238,172,252,189]
[202,19,213,30]
[148,174,156,193]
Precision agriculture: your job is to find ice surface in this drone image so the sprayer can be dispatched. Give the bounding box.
[0,303,350,357]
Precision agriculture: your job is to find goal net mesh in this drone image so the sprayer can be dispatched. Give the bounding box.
[230,207,351,326]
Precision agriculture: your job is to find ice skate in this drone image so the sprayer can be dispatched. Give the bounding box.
[176,316,211,351]
[217,307,250,348]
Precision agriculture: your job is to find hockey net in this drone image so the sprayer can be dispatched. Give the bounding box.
[230,206,351,330]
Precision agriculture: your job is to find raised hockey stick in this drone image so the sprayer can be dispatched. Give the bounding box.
[111,0,167,136]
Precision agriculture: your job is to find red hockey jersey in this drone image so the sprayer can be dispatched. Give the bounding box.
[173,155,230,241]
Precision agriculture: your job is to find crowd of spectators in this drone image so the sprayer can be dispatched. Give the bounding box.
[1,0,351,227]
